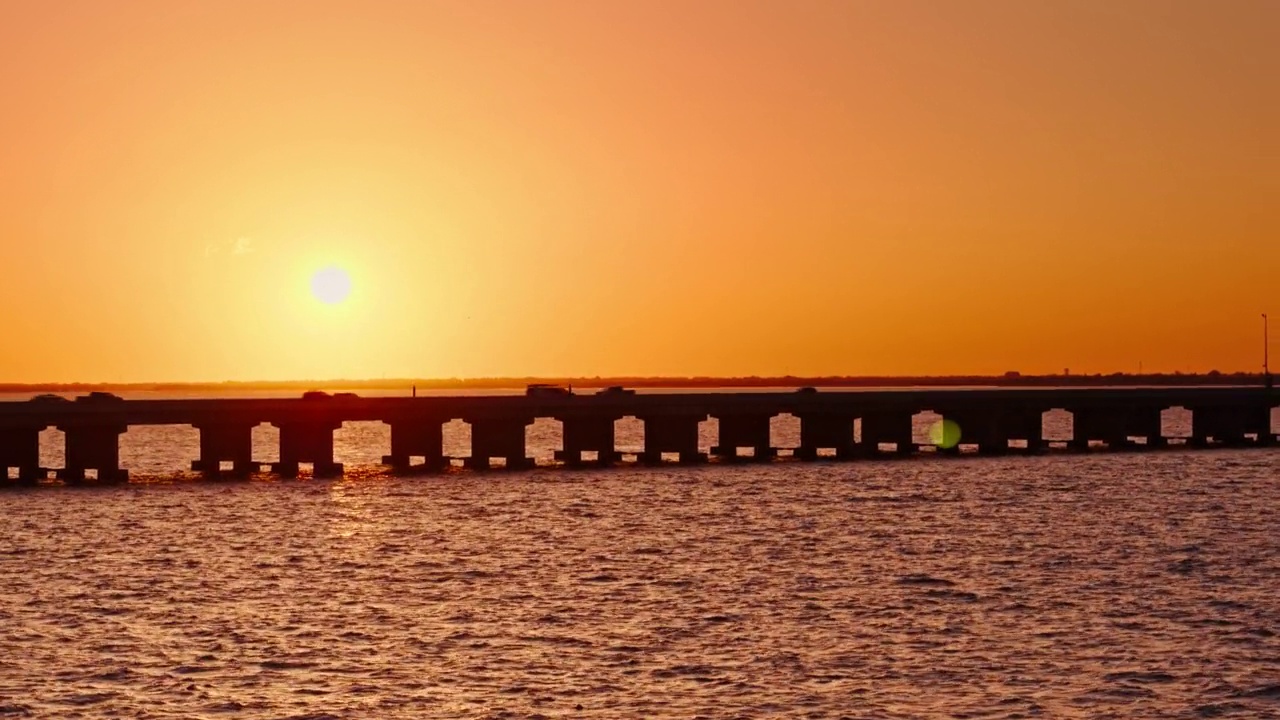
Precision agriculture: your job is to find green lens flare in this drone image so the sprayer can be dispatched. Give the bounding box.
[928,419,962,449]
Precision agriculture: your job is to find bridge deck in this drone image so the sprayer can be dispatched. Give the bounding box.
[0,386,1274,428]
[0,387,1274,482]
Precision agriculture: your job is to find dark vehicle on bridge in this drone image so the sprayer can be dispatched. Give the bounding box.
[301,390,331,400]
[526,383,572,397]
[76,391,123,403]
[796,386,818,394]
[29,393,71,403]
[597,386,636,396]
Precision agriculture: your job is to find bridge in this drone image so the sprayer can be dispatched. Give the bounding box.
[0,387,1275,482]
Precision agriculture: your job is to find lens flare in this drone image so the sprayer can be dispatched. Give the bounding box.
[928,419,962,449]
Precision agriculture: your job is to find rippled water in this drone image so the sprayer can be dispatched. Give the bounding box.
[2,405,1280,718]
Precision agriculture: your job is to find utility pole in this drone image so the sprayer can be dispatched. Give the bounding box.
[1265,313,1272,389]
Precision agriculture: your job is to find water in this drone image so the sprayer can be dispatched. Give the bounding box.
[2,396,1279,718]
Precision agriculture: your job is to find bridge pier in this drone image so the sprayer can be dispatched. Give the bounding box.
[382,419,446,471]
[711,413,775,461]
[465,417,534,469]
[796,412,856,460]
[1070,409,1121,450]
[272,420,343,477]
[860,411,915,456]
[556,416,621,466]
[1191,405,1271,447]
[58,424,128,482]
[639,414,707,464]
[1137,407,1167,448]
[943,407,1044,454]
[192,421,257,475]
[0,426,44,483]
[1007,408,1048,453]
[1070,406,1164,450]
[944,411,1004,454]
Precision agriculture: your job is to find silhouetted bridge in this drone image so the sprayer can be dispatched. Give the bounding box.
[0,387,1275,482]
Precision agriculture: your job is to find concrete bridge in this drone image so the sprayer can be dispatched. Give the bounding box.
[0,387,1275,482]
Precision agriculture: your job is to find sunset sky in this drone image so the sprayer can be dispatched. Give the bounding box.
[0,0,1275,383]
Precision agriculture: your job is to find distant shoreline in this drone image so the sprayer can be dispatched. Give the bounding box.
[0,372,1270,394]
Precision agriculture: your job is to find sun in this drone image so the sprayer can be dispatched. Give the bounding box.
[311,266,352,304]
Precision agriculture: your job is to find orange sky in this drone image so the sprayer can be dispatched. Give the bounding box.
[0,0,1275,382]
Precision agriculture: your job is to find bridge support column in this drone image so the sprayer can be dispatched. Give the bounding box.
[711,413,775,461]
[382,419,446,471]
[272,420,343,477]
[1070,406,1164,450]
[1003,408,1048,453]
[942,407,1044,455]
[1134,406,1167,448]
[192,422,257,475]
[1070,409,1121,450]
[860,411,914,456]
[1191,405,1271,447]
[58,424,128,482]
[949,410,1007,454]
[639,414,707,464]
[797,413,856,460]
[0,426,44,483]
[556,416,620,466]
[465,418,534,469]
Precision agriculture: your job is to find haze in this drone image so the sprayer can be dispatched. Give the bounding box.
[0,0,1274,383]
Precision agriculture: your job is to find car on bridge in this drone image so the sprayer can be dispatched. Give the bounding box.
[29,393,70,404]
[76,391,123,403]
[526,383,572,397]
[596,386,636,396]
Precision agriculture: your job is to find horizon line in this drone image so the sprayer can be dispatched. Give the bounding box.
[0,369,1271,391]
